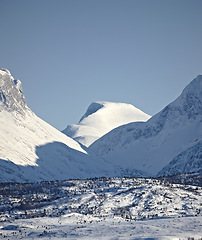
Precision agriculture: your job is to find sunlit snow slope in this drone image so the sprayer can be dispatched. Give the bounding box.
[63,101,150,147]
[0,69,112,182]
[89,75,202,177]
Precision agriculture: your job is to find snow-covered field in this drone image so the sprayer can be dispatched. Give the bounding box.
[0,214,201,239]
[0,177,201,239]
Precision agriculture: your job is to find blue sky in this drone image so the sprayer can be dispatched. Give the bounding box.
[1,0,202,130]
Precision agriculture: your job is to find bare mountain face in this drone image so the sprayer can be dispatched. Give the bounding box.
[0,69,113,182]
[89,75,202,177]
[62,101,150,147]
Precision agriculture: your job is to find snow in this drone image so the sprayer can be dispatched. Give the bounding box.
[0,67,201,239]
[0,177,201,239]
[0,69,115,182]
[63,101,151,147]
[0,68,12,76]
[0,68,201,181]
[158,141,202,176]
[0,215,201,239]
[0,69,27,112]
[89,75,202,177]
[13,79,23,92]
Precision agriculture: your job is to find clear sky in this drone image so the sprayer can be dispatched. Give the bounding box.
[1,0,202,130]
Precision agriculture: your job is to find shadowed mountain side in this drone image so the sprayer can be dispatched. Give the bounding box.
[0,142,116,182]
[158,141,202,177]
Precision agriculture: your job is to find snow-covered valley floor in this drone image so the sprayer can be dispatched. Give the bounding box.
[0,177,201,239]
[0,215,201,239]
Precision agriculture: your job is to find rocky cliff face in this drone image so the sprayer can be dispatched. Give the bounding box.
[0,69,28,113]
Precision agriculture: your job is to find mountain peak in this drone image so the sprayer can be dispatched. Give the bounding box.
[63,101,151,147]
[182,74,202,96]
[0,69,112,182]
[79,101,150,124]
[79,102,105,123]
[0,68,12,76]
[173,74,202,120]
[0,68,27,113]
[89,75,202,177]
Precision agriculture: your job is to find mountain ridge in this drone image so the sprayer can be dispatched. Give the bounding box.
[0,68,201,181]
[89,75,202,177]
[0,69,114,182]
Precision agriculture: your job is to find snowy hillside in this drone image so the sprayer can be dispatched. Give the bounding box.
[89,75,202,177]
[158,141,202,176]
[62,101,150,147]
[0,69,113,182]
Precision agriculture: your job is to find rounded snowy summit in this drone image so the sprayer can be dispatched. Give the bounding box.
[63,101,151,147]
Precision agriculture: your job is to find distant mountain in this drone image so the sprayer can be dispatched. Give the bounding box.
[0,69,113,182]
[62,101,150,147]
[89,75,202,177]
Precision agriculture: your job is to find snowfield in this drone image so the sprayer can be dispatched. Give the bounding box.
[0,177,201,239]
[0,215,201,239]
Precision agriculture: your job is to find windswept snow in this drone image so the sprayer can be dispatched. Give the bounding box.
[63,101,150,147]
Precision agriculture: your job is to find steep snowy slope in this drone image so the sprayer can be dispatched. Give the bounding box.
[0,69,113,182]
[62,101,150,147]
[89,75,202,177]
[158,141,202,176]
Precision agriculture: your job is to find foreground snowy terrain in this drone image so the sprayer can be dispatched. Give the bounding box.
[0,177,201,239]
[0,214,201,239]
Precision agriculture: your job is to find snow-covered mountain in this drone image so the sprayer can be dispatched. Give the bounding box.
[1,69,201,181]
[0,69,113,182]
[89,75,202,177]
[62,101,150,147]
[158,141,202,176]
